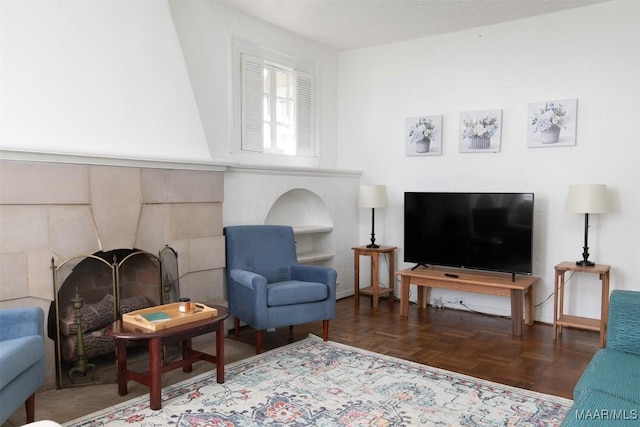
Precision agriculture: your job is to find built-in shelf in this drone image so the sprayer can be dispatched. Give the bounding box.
[297,251,334,263]
[292,225,333,235]
[294,227,333,265]
[265,189,335,267]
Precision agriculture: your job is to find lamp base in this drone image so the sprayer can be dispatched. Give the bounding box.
[576,259,595,267]
[366,243,380,249]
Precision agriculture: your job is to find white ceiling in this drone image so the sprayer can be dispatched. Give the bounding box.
[212,0,610,50]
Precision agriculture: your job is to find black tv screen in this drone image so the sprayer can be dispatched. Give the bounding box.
[404,192,534,275]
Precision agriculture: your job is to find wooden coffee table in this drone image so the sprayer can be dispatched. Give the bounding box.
[105,304,229,410]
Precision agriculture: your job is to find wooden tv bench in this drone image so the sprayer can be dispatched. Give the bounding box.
[396,266,539,336]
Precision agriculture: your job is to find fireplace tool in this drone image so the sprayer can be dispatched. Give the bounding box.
[68,288,96,382]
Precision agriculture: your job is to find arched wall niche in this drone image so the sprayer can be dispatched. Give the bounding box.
[265,189,335,265]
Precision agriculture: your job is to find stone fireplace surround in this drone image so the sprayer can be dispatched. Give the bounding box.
[0,158,226,388]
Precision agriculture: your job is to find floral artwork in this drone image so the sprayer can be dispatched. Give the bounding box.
[406,115,443,156]
[459,109,502,153]
[527,99,577,147]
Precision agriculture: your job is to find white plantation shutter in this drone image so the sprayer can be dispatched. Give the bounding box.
[241,54,264,152]
[295,71,314,156]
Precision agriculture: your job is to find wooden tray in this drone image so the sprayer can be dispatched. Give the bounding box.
[122,302,218,331]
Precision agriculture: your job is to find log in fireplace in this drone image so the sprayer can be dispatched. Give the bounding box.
[48,246,179,388]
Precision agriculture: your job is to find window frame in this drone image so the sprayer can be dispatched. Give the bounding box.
[263,61,295,155]
[232,39,318,158]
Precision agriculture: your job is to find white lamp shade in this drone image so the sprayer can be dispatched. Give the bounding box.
[358,185,388,208]
[566,184,609,214]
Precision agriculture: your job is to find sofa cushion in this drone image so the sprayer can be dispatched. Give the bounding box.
[0,335,44,389]
[573,348,640,403]
[267,281,328,307]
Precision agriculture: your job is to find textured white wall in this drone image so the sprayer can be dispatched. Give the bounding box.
[1,0,341,169]
[338,0,640,322]
[0,0,209,161]
[168,0,340,169]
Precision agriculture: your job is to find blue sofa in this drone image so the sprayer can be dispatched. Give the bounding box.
[0,307,46,425]
[561,290,640,426]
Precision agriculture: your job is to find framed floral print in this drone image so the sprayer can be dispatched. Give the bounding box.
[459,109,502,153]
[527,99,577,147]
[406,115,443,156]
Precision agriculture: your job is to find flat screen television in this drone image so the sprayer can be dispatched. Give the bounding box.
[404,192,534,276]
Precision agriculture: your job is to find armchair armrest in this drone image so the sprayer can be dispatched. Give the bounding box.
[606,290,640,355]
[229,269,268,290]
[0,307,44,341]
[291,264,336,285]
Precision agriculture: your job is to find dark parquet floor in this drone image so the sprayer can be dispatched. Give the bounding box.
[232,295,600,399]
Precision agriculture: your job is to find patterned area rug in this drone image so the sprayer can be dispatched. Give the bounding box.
[64,335,572,426]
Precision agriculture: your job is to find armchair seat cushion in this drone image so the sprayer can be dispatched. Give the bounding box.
[267,281,329,307]
[0,336,44,390]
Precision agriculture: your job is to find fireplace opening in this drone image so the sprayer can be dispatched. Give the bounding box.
[48,247,179,388]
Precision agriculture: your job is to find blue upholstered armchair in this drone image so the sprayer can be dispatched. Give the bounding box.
[0,307,46,425]
[224,225,337,353]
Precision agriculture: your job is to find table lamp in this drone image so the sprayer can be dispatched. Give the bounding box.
[358,185,388,248]
[566,184,609,266]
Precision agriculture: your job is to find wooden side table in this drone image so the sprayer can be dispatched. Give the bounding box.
[553,262,610,347]
[352,245,396,308]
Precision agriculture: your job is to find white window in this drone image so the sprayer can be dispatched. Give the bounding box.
[235,41,316,157]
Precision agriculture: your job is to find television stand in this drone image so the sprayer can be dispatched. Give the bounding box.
[396,266,539,336]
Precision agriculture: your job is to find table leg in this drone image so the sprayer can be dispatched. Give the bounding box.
[400,276,410,317]
[371,253,379,309]
[525,285,533,326]
[182,338,193,373]
[354,250,360,308]
[511,288,524,336]
[553,271,561,340]
[115,339,128,396]
[558,271,565,337]
[600,271,610,347]
[417,286,428,309]
[149,337,162,410]
[216,322,225,384]
[388,250,395,300]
